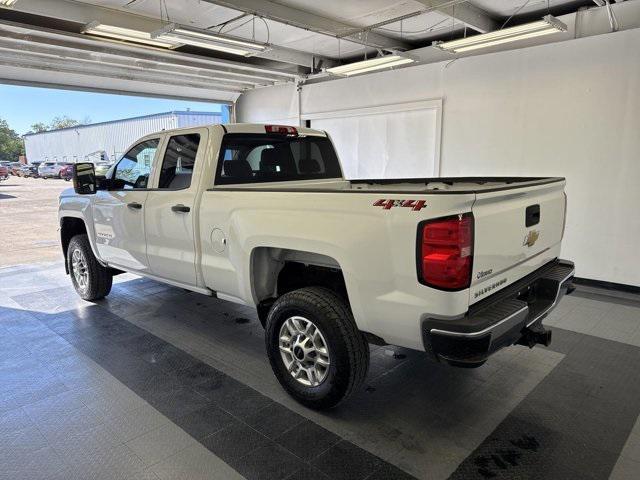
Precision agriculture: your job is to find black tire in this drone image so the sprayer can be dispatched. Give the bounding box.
[265,287,369,409]
[67,234,112,301]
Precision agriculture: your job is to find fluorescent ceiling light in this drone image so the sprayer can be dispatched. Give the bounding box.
[151,23,268,56]
[326,55,414,77]
[0,0,18,6]
[82,22,180,49]
[434,15,567,54]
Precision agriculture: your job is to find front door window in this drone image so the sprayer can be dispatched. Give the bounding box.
[112,139,160,189]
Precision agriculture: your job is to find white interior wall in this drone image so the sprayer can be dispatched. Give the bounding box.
[308,100,442,179]
[236,27,640,287]
[236,84,299,126]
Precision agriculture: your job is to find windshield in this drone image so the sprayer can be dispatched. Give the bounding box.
[215,134,342,185]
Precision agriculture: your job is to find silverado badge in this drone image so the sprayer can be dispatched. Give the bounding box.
[523,230,540,248]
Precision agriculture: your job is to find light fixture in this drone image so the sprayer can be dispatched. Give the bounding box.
[434,15,567,54]
[326,55,414,77]
[0,0,18,6]
[82,22,180,49]
[151,23,268,56]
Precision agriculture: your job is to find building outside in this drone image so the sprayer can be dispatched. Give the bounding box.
[23,109,228,164]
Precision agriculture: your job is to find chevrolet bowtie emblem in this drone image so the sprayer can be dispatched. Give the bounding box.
[523,230,540,248]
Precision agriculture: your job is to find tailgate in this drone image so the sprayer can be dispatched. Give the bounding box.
[470,180,566,305]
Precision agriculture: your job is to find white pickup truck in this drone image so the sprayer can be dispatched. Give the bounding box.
[59,123,575,408]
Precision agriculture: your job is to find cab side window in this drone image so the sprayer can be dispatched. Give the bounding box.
[157,134,201,190]
[112,139,160,189]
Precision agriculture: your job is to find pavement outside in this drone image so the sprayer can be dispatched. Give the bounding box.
[0,175,70,267]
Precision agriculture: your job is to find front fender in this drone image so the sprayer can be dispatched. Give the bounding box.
[58,193,102,263]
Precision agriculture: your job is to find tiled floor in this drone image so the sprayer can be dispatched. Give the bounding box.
[1,261,639,479]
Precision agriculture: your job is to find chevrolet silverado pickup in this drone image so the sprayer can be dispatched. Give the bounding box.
[59,123,574,408]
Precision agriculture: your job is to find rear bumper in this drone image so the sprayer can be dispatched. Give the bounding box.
[422,259,575,366]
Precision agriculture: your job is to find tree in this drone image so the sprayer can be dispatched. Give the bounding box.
[30,122,49,133]
[28,116,92,134]
[0,118,23,161]
[49,115,81,130]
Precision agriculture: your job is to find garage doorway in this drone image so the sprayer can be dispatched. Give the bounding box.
[0,84,228,268]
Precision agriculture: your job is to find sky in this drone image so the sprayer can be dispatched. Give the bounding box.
[0,84,224,135]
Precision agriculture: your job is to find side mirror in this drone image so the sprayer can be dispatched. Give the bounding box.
[73,163,96,195]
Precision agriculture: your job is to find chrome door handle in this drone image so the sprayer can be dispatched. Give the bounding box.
[171,204,190,213]
[127,202,142,210]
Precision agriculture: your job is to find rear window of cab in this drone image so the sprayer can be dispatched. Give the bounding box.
[215,133,342,185]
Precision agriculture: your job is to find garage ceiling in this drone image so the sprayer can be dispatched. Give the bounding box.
[0,0,609,101]
[63,0,596,52]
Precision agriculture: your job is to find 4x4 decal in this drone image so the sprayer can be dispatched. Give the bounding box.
[373,199,427,211]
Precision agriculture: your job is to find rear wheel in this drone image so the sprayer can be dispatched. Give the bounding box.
[265,287,369,409]
[67,234,112,301]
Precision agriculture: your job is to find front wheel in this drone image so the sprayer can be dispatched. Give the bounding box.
[67,234,112,301]
[265,287,369,409]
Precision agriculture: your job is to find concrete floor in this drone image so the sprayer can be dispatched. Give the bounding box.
[0,175,69,267]
[1,260,639,480]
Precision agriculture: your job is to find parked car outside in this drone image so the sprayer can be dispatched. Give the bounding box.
[21,164,39,178]
[93,161,113,178]
[9,162,22,175]
[38,162,57,178]
[39,162,73,179]
[0,164,8,180]
[29,162,42,178]
[60,164,74,181]
[17,165,32,177]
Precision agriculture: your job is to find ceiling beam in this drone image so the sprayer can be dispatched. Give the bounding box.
[0,19,298,90]
[0,49,246,93]
[6,0,329,68]
[254,46,337,69]
[0,19,297,81]
[200,0,411,51]
[413,0,498,33]
[0,77,236,104]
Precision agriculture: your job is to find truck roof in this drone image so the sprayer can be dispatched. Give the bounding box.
[146,123,328,138]
[223,123,327,137]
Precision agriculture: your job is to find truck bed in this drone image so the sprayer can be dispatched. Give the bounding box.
[350,176,565,193]
[213,176,565,194]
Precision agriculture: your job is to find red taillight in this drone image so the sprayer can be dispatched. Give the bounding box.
[265,125,298,135]
[418,214,473,290]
